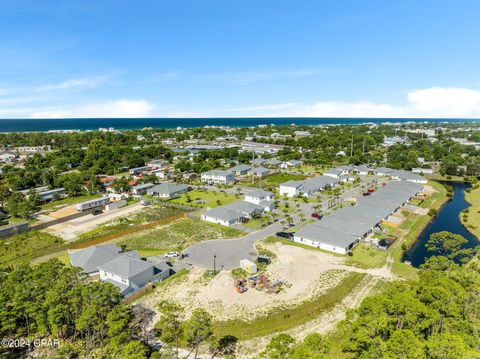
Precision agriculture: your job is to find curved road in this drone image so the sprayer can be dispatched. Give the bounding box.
[182,222,283,269]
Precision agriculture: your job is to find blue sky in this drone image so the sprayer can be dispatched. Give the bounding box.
[1,0,480,118]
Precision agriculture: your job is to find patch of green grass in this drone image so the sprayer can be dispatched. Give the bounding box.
[462,184,480,240]
[212,272,366,340]
[0,231,65,268]
[119,219,244,253]
[74,205,184,244]
[345,244,388,269]
[170,189,239,208]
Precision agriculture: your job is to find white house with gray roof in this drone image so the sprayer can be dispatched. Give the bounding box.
[245,189,275,211]
[294,181,422,254]
[69,244,172,296]
[201,170,235,185]
[227,164,252,175]
[98,255,154,296]
[147,183,189,198]
[132,182,155,195]
[248,166,270,177]
[202,207,246,226]
[279,176,338,198]
[281,159,303,169]
[251,158,266,166]
[391,170,428,184]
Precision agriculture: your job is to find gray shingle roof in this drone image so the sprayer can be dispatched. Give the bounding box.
[225,200,263,215]
[203,207,246,222]
[248,166,270,176]
[295,181,422,249]
[228,164,252,173]
[246,189,273,199]
[148,183,188,195]
[69,244,123,274]
[98,255,153,278]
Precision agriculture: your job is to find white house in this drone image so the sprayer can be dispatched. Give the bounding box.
[248,166,270,178]
[280,160,303,169]
[412,167,434,175]
[132,183,155,195]
[227,164,252,176]
[279,180,303,197]
[245,189,275,211]
[98,255,154,296]
[201,170,235,185]
[202,207,246,226]
[147,183,189,198]
[129,166,149,175]
[391,170,428,184]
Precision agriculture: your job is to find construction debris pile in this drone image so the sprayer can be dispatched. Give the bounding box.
[235,274,289,294]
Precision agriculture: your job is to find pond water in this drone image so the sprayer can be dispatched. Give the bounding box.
[403,182,478,267]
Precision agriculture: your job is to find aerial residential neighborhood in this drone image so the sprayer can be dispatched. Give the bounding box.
[2,1,480,358]
[2,119,480,358]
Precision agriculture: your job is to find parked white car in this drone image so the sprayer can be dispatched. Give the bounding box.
[164,251,179,258]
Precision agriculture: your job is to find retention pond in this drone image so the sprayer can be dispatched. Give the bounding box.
[403,181,478,267]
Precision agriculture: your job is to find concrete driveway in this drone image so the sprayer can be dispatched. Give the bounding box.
[182,221,283,269]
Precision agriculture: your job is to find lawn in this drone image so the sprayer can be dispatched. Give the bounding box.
[119,218,244,254]
[0,231,66,268]
[212,272,366,340]
[169,189,239,208]
[462,184,480,239]
[345,243,388,269]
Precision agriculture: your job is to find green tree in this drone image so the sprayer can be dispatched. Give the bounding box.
[260,333,295,359]
[290,333,329,359]
[185,308,214,359]
[426,231,471,260]
[157,300,184,358]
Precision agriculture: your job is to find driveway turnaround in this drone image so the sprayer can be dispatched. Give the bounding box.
[182,222,283,270]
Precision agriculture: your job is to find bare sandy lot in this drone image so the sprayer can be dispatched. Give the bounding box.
[45,202,144,241]
[140,242,396,323]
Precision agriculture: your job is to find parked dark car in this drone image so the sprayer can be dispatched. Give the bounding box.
[92,209,103,215]
[276,231,294,239]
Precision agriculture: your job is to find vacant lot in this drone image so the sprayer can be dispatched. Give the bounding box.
[119,218,244,255]
[0,231,65,268]
[213,272,365,340]
[170,189,239,208]
[72,205,184,245]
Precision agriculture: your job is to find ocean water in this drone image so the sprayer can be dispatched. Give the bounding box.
[0,117,477,132]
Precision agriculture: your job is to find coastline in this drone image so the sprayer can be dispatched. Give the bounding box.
[0,117,479,133]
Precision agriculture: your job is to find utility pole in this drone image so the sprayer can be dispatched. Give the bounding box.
[213,254,217,274]
[350,136,354,157]
[362,137,365,156]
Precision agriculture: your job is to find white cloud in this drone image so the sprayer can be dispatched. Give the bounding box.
[37,76,108,91]
[406,87,480,117]
[208,87,480,118]
[30,99,154,118]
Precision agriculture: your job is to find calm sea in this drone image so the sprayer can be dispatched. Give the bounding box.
[0,117,478,132]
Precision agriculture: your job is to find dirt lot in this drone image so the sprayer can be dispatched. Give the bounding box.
[140,241,396,323]
[45,202,144,241]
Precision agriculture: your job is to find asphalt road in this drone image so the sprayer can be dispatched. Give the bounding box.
[182,221,283,269]
[182,175,382,270]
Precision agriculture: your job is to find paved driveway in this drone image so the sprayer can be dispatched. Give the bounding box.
[182,222,283,269]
